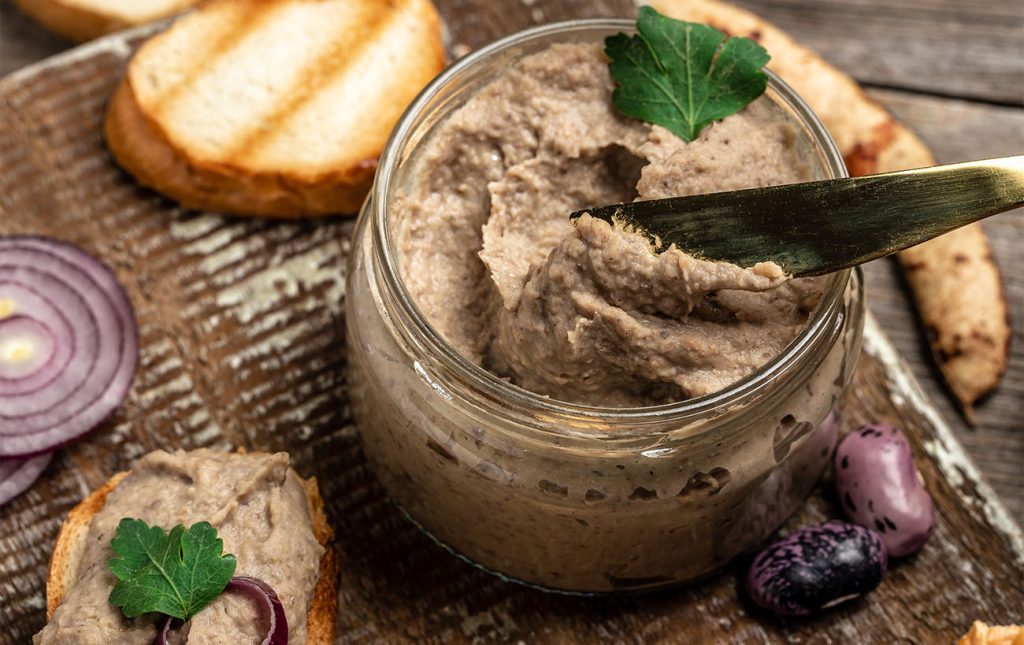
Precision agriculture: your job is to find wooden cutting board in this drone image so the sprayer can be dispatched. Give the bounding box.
[1,3,1021,643]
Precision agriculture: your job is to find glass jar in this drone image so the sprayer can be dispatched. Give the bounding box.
[346,19,863,593]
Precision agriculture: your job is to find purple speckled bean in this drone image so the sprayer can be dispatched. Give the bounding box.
[746,521,886,617]
[835,423,935,557]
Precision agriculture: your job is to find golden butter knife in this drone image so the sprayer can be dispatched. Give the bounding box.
[573,156,1024,276]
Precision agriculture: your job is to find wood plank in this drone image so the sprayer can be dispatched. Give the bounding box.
[729,0,1024,105]
[0,16,1021,643]
[867,88,1024,163]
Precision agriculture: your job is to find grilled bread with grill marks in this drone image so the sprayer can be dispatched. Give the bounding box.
[105,0,445,217]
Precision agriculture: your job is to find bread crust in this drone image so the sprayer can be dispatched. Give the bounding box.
[300,476,338,645]
[15,0,132,42]
[104,0,446,218]
[45,467,337,642]
[46,472,128,618]
[13,0,194,42]
[105,76,378,218]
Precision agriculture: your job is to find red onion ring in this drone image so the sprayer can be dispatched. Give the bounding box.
[151,577,287,645]
[0,451,52,505]
[226,576,288,645]
[154,616,180,645]
[0,237,138,457]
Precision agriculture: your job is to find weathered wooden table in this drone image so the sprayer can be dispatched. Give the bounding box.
[1,0,1021,642]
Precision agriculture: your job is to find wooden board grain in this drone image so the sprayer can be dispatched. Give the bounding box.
[0,7,1022,645]
[729,0,1024,105]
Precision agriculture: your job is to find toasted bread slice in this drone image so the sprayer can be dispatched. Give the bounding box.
[104,0,445,218]
[46,466,338,643]
[13,0,197,42]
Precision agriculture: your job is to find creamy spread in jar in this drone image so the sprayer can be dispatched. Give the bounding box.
[396,43,826,406]
[347,24,863,592]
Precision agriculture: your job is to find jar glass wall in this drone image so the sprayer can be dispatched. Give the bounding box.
[346,19,863,593]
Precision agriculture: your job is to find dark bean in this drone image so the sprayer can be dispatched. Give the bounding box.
[746,521,887,617]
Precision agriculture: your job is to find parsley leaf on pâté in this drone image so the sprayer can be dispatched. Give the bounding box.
[605,6,771,142]
[107,518,236,621]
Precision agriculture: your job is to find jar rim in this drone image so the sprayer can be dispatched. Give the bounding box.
[369,18,851,431]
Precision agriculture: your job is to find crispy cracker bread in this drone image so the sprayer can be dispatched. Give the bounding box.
[105,0,445,218]
[13,0,196,42]
[647,0,1010,420]
[45,465,337,642]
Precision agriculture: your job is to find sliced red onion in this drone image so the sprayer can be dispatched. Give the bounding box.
[153,616,181,645]
[0,237,138,457]
[226,576,288,645]
[0,266,102,414]
[0,451,52,505]
[152,577,288,645]
[156,617,172,644]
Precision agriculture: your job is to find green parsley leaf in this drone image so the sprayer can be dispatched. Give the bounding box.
[107,518,237,621]
[605,6,771,142]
